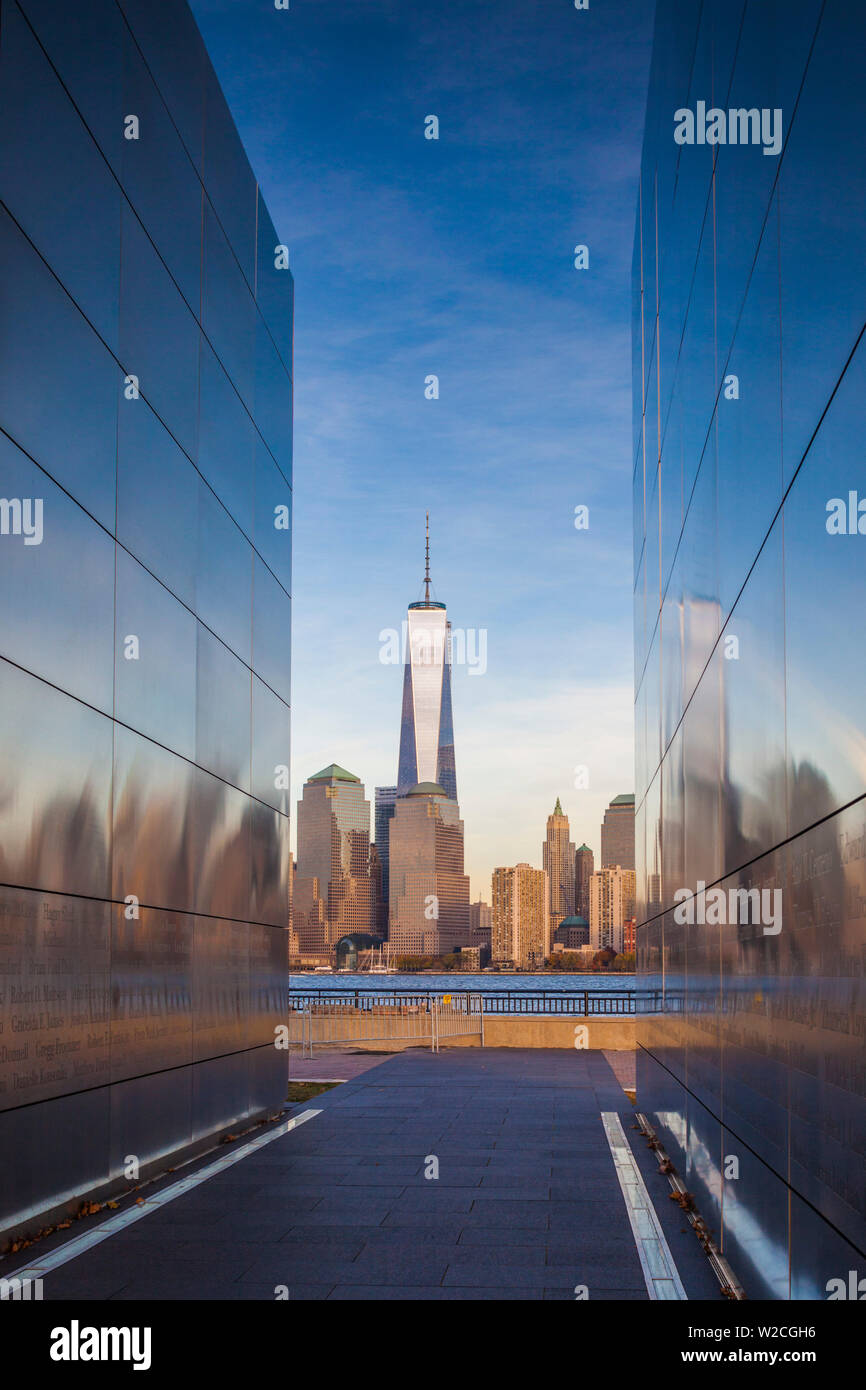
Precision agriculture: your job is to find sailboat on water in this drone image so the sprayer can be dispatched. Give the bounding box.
[367,944,397,974]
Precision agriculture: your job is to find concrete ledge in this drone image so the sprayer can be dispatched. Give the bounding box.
[290,1013,635,1052]
[484,1015,635,1049]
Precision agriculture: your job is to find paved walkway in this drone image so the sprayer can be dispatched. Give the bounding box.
[28,1049,718,1301]
[289,1051,394,1082]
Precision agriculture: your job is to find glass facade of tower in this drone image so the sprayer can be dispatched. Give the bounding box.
[600,795,635,870]
[633,0,866,1298]
[295,769,374,952]
[374,785,397,933]
[0,0,291,1238]
[397,604,457,800]
[575,844,594,924]
[389,790,469,955]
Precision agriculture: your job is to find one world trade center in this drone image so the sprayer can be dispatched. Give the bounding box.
[396,517,458,800]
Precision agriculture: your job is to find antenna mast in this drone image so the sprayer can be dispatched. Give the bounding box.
[424,512,431,603]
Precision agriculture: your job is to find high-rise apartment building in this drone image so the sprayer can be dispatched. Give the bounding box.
[388,783,470,955]
[294,766,375,953]
[543,798,576,930]
[491,864,549,968]
[589,867,635,955]
[396,520,457,800]
[374,785,397,933]
[575,843,594,922]
[634,0,866,1298]
[0,0,291,1242]
[600,794,635,869]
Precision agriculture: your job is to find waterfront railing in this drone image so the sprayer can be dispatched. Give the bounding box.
[292,992,484,1057]
[289,988,646,1016]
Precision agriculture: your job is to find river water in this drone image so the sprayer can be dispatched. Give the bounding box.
[290,972,634,997]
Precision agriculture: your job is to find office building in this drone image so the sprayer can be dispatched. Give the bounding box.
[600,794,635,870]
[470,899,492,945]
[396,519,457,800]
[294,766,375,953]
[575,843,594,922]
[388,783,470,955]
[543,797,576,929]
[634,0,866,1297]
[491,864,549,968]
[553,916,590,950]
[0,0,292,1242]
[369,843,384,930]
[374,785,397,934]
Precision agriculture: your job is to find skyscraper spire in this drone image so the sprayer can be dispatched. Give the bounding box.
[554,796,563,815]
[424,511,431,603]
[398,516,456,801]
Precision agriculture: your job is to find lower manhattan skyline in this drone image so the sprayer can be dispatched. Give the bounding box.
[290,522,632,897]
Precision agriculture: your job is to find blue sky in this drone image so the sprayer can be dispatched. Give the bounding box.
[190,0,655,897]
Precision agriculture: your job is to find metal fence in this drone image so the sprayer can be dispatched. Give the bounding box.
[477,990,633,1016]
[290,992,484,1058]
[290,988,635,1017]
[432,993,484,1051]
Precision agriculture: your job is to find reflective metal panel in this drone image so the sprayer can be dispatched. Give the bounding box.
[119,202,200,462]
[116,395,199,609]
[251,676,290,814]
[114,548,197,760]
[783,337,866,835]
[0,434,115,714]
[249,921,289,1043]
[121,25,203,314]
[252,555,292,704]
[255,312,294,482]
[196,477,253,665]
[198,337,256,538]
[0,661,112,898]
[0,0,121,349]
[0,887,110,1113]
[116,0,206,175]
[191,770,251,921]
[17,0,126,174]
[202,62,258,290]
[110,905,193,1084]
[256,191,293,372]
[777,2,866,482]
[249,801,290,928]
[721,523,787,873]
[1,0,289,1239]
[202,201,255,410]
[195,625,252,792]
[635,0,866,1298]
[0,1086,111,1233]
[112,724,195,914]
[253,435,292,594]
[0,204,118,530]
[192,916,249,1061]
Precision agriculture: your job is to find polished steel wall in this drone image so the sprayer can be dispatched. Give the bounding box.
[0,0,291,1234]
[633,0,866,1298]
